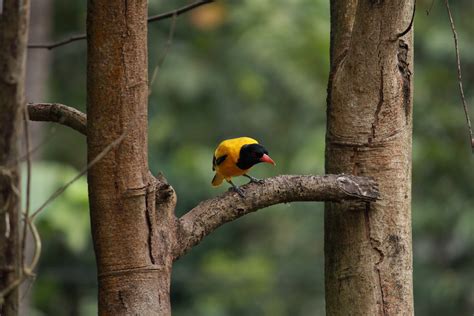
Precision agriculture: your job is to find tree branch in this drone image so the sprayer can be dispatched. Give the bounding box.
[27,0,214,50]
[444,0,474,151]
[30,133,125,219]
[147,0,214,23]
[174,174,379,260]
[27,34,87,50]
[27,103,87,135]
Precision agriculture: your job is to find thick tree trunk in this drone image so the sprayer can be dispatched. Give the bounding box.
[87,1,175,314]
[325,1,414,315]
[0,1,30,315]
[83,1,390,314]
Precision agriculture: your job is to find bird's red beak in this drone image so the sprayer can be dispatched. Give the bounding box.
[260,154,276,166]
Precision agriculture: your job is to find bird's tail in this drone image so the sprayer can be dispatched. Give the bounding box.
[211,173,224,186]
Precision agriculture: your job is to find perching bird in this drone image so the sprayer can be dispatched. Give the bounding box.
[212,137,275,197]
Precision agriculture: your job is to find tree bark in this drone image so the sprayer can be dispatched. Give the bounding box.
[175,174,379,260]
[83,1,387,314]
[87,0,175,314]
[0,0,30,315]
[325,1,414,315]
[27,103,87,135]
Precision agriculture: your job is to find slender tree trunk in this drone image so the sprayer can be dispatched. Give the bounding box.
[25,0,51,105]
[87,0,175,314]
[325,1,414,315]
[20,3,51,315]
[0,1,30,315]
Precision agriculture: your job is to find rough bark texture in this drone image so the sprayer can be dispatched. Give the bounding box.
[87,0,175,314]
[0,0,30,315]
[325,0,414,315]
[176,174,379,260]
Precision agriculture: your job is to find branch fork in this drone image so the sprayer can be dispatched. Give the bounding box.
[25,104,381,261]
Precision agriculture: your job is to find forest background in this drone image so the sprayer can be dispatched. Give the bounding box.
[23,0,473,315]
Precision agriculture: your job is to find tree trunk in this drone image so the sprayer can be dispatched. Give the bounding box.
[325,1,414,315]
[20,2,52,314]
[0,1,30,315]
[87,1,175,314]
[82,1,394,314]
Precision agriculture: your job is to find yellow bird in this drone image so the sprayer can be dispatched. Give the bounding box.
[212,137,275,196]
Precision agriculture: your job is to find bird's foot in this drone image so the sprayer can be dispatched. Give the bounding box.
[244,174,264,184]
[228,186,245,197]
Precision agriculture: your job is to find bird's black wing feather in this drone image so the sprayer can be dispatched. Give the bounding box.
[213,154,227,170]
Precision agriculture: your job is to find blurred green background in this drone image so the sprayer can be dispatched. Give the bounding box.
[23,0,473,315]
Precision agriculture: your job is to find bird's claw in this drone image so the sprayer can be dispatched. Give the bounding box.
[229,186,245,197]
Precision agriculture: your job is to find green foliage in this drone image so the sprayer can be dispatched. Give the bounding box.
[28,0,474,315]
[23,163,95,315]
[24,163,90,253]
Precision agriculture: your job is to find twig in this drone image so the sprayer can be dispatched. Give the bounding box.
[27,34,86,50]
[149,12,177,94]
[21,108,32,269]
[27,0,214,50]
[3,126,57,169]
[444,0,474,151]
[0,278,22,305]
[0,218,41,304]
[426,0,435,15]
[21,217,41,300]
[148,0,213,22]
[15,126,57,165]
[30,133,126,219]
[24,217,41,274]
[27,103,87,135]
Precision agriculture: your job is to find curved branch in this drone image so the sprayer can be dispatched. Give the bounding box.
[27,103,87,135]
[28,0,214,50]
[174,174,379,260]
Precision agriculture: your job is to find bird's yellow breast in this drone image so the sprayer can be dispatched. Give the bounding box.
[214,137,258,179]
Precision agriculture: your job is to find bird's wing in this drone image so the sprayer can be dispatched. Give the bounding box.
[212,154,228,170]
[213,154,227,171]
[212,137,257,170]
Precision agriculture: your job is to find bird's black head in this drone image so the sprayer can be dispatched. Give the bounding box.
[236,144,275,170]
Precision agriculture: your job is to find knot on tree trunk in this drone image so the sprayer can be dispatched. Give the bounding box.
[146,172,178,268]
[154,173,177,212]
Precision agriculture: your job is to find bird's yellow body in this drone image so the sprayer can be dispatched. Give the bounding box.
[212,137,258,186]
